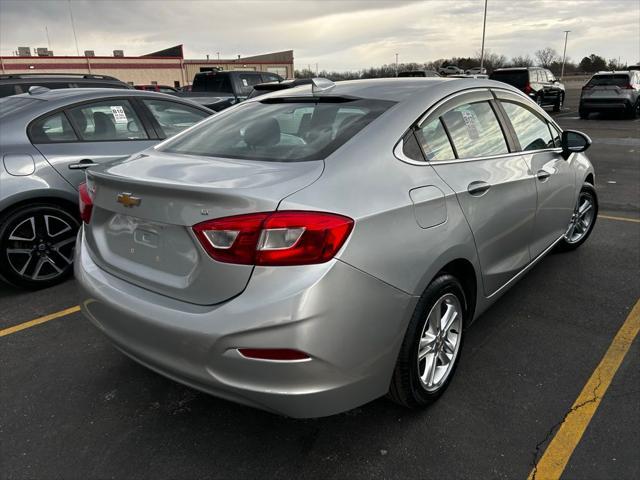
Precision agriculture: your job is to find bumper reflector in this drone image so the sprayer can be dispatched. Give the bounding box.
[237,348,311,361]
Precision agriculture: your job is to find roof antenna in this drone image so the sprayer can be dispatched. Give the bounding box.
[311,77,335,94]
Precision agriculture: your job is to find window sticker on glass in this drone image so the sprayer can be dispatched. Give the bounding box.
[242,78,249,87]
[461,110,479,140]
[110,105,128,124]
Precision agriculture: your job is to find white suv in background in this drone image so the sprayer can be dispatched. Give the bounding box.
[579,70,640,119]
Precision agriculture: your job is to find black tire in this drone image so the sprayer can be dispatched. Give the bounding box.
[0,203,80,289]
[388,274,467,408]
[553,94,564,112]
[557,182,598,252]
[626,100,639,119]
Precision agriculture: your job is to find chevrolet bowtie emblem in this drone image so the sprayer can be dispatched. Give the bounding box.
[117,192,141,208]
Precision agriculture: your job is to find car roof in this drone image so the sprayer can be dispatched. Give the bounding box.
[255,77,522,103]
[0,88,210,122]
[593,71,632,75]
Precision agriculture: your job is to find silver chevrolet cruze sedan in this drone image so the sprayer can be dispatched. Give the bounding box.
[76,78,597,417]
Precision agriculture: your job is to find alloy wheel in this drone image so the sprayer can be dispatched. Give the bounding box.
[565,191,595,244]
[5,213,78,282]
[417,293,463,392]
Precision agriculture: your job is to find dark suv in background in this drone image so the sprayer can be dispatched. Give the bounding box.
[490,67,565,111]
[0,73,132,97]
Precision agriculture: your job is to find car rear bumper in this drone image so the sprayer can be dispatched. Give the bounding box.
[580,98,633,111]
[75,228,416,417]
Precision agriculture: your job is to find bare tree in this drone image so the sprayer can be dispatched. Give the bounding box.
[510,55,534,67]
[535,47,559,68]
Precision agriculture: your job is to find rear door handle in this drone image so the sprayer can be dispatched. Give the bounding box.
[536,170,551,181]
[467,181,491,196]
[68,159,99,170]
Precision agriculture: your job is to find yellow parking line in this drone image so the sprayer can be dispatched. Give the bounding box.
[528,298,640,480]
[598,214,640,224]
[0,305,80,337]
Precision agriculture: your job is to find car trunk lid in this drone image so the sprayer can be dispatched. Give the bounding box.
[84,150,323,305]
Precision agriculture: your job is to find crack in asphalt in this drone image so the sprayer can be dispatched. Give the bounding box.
[529,372,604,480]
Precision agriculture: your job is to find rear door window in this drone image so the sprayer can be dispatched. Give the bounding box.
[142,99,209,137]
[66,99,148,141]
[29,112,78,143]
[159,98,394,162]
[500,101,554,151]
[415,117,455,161]
[440,101,508,158]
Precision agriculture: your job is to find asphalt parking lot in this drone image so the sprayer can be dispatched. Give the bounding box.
[1,84,639,480]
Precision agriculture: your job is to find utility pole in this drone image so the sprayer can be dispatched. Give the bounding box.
[68,0,80,56]
[395,53,399,76]
[45,26,51,51]
[217,52,220,60]
[561,30,570,79]
[315,63,318,75]
[479,0,488,72]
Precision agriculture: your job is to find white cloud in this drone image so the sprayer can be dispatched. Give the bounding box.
[0,0,638,70]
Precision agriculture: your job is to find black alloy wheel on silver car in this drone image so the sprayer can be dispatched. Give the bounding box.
[0,204,80,289]
[389,274,466,408]
[558,182,598,251]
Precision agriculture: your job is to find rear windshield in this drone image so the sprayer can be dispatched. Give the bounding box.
[489,70,528,89]
[192,73,233,93]
[159,97,394,162]
[587,74,630,87]
[0,96,42,118]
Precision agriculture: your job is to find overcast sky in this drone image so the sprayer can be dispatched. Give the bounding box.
[1,0,638,70]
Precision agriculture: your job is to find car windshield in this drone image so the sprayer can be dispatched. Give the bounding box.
[158,97,394,162]
[490,70,528,89]
[0,96,42,118]
[587,74,630,87]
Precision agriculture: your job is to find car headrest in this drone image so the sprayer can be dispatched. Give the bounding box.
[243,118,281,147]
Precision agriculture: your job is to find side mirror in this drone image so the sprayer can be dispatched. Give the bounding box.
[561,130,592,159]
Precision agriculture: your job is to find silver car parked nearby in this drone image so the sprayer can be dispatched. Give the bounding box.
[0,88,212,288]
[76,78,597,418]
[579,70,640,119]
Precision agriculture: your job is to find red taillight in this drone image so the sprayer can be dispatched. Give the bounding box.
[237,348,310,361]
[193,211,354,266]
[78,182,93,224]
[524,82,532,94]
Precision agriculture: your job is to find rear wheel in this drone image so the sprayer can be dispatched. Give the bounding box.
[557,183,598,251]
[627,100,640,119]
[0,203,79,289]
[553,93,564,112]
[388,274,466,408]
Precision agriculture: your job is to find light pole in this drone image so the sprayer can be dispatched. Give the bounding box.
[68,0,80,56]
[561,30,571,79]
[395,53,399,76]
[479,0,488,72]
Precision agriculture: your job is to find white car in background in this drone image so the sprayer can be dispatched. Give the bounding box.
[465,67,487,75]
[438,65,464,76]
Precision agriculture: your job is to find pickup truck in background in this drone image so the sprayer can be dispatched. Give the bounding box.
[172,70,283,111]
